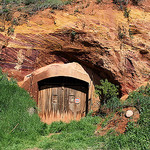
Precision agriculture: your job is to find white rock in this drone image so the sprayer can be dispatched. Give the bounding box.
[28,107,36,116]
[126,110,134,118]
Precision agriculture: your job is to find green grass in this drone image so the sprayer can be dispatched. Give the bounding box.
[101,113,114,128]
[0,70,45,150]
[0,69,149,150]
[36,116,103,150]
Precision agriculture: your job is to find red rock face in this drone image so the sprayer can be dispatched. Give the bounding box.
[0,1,150,95]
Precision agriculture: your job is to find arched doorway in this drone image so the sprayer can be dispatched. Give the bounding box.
[21,62,100,124]
[38,76,89,123]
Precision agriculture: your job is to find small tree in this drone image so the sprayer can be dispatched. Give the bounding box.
[95,79,121,112]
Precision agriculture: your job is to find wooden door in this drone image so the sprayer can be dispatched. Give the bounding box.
[38,84,87,124]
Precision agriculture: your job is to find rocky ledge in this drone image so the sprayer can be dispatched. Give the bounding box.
[0,0,149,95]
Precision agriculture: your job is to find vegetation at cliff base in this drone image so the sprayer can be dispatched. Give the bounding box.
[0,70,149,150]
[0,70,44,149]
[95,79,121,112]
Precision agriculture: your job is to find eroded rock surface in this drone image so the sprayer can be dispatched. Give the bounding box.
[0,0,150,95]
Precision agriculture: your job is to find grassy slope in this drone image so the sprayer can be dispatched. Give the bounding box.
[0,70,149,150]
[0,70,44,150]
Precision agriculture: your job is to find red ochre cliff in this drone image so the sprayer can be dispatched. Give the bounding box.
[0,0,150,95]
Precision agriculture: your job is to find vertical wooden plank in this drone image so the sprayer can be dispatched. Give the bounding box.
[74,88,77,120]
[57,86,61,119]
[60,86,64,113]
[38,88,42,115]
[81,88,86,117]
[47,86,51,116]
[39,89,43,115]
[64,87,68,112]
[57,85,64,121]
[68,87,75,113]
[45,86,49,116]
[51,87,58,114]
[82,87,87,117]
[68,87,75,121]
[42,87,46,117]
[76,87,81,119]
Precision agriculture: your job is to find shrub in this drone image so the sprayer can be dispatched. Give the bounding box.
[124,7,130,18]
[105,96,122,111]
[12,18,19,26]
[124,84,150,112]
[113,0,142,8]
[118,26,125,40]
[113,0,128,10]
[95,79,121,113]
[95,79,119,104]
[113,0,128,5]
[70,30,76,42]
[7,26,14,35]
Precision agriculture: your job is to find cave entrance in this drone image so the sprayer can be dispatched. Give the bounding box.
[38,76,89,123]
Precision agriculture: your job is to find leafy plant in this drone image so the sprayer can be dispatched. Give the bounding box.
[124,7,130,18]
[128,28,134,38]
[118,26,126,40]
[70,30,76,42]
[12,18,19,26]
[105,97,122,111]
[113,0,128,10]
[7,26,14,35]
[95,79,119,105]
[124,83,150,114]
[95,79,121,113]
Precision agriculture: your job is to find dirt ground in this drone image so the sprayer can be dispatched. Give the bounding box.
[95,107,140,136]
